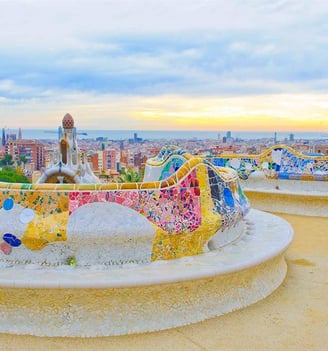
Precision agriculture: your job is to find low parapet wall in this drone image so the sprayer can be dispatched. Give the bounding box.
[208,144,328,181]
[241,175,328,217]
[245,189,328,217]
[0,158,249,266]
[205,145,328,217]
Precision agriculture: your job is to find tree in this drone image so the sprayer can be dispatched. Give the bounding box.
[18,154,27,167]
[0,154,14,167]
[0,168,30,183]
[117,168,141,183]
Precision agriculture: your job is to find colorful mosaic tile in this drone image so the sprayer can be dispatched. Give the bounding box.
[0,148,250,261]
[160,157,185,180]
[68,170,202,235]
[209,145,328,181]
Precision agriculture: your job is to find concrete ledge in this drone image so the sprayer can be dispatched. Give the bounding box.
[245,190,328,217]
[0,255,287,337]
[0,210,293,337]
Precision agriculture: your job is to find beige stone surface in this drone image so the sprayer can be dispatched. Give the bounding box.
[0,212,327,351]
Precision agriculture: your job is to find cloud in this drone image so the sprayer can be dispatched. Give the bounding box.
[132,93,328,131]
[2,91,327,131]
[0,1,327,129]
[1,29,327,100]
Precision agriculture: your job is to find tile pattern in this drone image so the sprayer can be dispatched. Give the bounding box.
[69,170,201,235]
[0,147,249,263]
[159,157,185,180]
[210,145,328,180]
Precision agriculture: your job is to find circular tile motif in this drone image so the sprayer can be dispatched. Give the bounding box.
[3,198,14,211]
[19,208,35,224]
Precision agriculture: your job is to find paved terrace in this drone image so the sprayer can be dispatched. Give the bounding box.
[0,212,327,351]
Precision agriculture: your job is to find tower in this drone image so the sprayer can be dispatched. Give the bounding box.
[37,114,100,184]
[61,113,79,166]
[1,128,6,146]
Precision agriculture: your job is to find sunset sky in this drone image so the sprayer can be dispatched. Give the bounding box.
[0,0,327,131]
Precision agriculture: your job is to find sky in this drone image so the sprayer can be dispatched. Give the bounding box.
[0,0,327,131]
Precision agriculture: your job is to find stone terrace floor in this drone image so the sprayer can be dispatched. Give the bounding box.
[0,212,327,351]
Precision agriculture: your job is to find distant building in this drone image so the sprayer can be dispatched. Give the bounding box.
[133,152,143,169]
[120,140,124,150]
[1,128,6,146]
[314,144,328,156]
[147,147,161,157]
[129,132,143,144]
[5,139,45,171]
[88,152,99,171]
[0,145,6,159]
[120,150,128,167]
[7,133,17,141]
[97,150,104,171]
[103,149,117,171]
[95,136,108,142]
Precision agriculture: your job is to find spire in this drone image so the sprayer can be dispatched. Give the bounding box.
[18,127,22,140]
[2,128,6,146]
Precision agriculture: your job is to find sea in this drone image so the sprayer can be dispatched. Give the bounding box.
[10,129,328,141]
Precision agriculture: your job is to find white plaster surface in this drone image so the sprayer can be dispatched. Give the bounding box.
[0,210,293,337]
[0,256,287,337]
[143,163,165,181]
[207,219,246,250]
[0,204,29,239]
[67,202,156,265]
[241,174,328,217]
[0,210,293,288]
[242,172,328,195]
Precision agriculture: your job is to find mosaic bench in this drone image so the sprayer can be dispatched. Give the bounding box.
[0,148,249,267]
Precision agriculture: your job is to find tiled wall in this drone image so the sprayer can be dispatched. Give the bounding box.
[0,159,249,261]
[210,145,328,180]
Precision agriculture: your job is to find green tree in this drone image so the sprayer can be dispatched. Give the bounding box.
[0,168,30,183]
[0,154,14,167]
[117,168,141,183]
[18,154,27,166]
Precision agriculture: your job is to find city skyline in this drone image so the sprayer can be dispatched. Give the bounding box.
[0,1,327,131]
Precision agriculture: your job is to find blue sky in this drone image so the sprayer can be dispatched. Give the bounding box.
[0,0,327,131]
